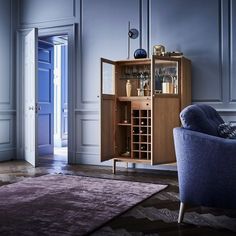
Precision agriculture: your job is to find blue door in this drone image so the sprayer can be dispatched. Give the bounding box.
[38,41,54,156]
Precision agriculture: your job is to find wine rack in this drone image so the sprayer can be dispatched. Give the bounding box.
[131,109,151,160]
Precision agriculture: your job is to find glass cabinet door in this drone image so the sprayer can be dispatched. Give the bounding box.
[152,56,179,95]
[100,58,117,162]
[101,59,116,95]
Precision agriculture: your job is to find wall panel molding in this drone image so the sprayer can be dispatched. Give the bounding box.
[81,119,99,147]
[0,110,16,114]
[229,0,236,102]
[0,115,16,156]
[149,0,225,104]
[19,0,76,26]
[0,0,14,109]
[0,119,10,145]
[75,113,99,157]
[219,111,236,124]
[191,0,223,103]
[0,0,16,162]
[141,0,150,56]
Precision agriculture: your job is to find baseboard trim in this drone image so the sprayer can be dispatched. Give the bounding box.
[0,148,16,162]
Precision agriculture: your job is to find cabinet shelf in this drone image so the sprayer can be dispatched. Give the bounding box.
[118,96,151,102]
[117,123,131,126]
[133,118,150,120]
[119,77,149,80]
[133,124,151,125]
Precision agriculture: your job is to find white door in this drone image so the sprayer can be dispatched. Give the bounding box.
[17,28,38,166]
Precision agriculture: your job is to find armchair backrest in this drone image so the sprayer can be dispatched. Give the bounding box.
[180,104,224,136]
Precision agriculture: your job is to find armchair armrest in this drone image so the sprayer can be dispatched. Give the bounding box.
[173,127,236,209]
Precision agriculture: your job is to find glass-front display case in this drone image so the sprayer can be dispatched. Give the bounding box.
[153,57,179,95]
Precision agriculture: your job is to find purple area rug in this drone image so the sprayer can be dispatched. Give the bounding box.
[0,174,167,236]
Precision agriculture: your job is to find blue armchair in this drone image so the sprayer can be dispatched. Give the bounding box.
[173,104,236,223]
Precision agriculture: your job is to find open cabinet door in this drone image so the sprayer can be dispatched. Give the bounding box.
[151,56,180,165]
[100,58,116,162]
[17,28,38,166]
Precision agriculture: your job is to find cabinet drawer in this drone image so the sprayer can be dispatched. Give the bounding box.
[132,101,151,110]
[140,101,151,109]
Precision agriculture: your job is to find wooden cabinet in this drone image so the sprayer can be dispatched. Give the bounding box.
[101,56,191,173]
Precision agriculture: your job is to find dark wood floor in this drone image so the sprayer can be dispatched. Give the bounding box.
[0,152,235,236]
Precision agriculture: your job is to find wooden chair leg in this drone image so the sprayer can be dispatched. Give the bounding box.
[178,202,185,223]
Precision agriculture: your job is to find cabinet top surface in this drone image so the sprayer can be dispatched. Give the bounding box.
[114,56,186,64]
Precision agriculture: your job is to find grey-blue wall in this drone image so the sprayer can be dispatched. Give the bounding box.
[0,0,235,163]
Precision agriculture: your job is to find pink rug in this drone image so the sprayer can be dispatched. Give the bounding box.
[0,174,167,235]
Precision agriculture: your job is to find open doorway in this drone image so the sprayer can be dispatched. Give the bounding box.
[37,35,68,162]
[17,25,76,166]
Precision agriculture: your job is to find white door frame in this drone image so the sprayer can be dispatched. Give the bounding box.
[16,24,77,165]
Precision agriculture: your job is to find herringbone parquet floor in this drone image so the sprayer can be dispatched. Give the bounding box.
[0,152,235,236]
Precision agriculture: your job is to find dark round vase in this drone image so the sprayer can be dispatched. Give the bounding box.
[134,49,147,59]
